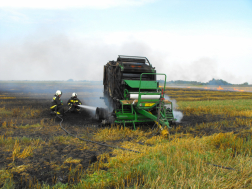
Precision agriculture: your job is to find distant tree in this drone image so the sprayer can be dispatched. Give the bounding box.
[207,78,231,85]
[67,79,74,82]
[166,80,204,85]
[165,78,235,85]
[242,82,249,86]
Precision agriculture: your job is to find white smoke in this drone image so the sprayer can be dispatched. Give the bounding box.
[164,94,183,122]
[173,110,183,123]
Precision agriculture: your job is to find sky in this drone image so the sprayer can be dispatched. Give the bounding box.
[0,0,252,84]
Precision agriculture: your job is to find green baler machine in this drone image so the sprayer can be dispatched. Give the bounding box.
[97,55,176,131]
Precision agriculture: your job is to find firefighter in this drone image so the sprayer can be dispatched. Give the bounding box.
[67,92,82,112]
[50,90,64,115]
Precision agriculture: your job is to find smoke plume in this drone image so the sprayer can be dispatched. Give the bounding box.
[0,33,228,83]
[164,95,183,122]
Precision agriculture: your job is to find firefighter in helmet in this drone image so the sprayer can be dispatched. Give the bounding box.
[67,92,82,112]
[50,90,64,115]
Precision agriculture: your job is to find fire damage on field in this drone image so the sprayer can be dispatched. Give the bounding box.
[1,56,252,188]
[1,87,251,188]
[0,92,102,187]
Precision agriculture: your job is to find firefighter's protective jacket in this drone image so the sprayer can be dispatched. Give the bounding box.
[67,97,82,107]
[50,95,63,110]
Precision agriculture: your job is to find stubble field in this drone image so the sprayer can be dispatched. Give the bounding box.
[1,81,252,188]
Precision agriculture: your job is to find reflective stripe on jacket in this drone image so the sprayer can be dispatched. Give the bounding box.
[67,97,82,106]
[51,95,63,109]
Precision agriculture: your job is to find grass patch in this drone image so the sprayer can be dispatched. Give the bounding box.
[0,107,12,115]
[76,132,252,188]
[19,123,42,129]
[165,87,252,101]
[177,99,252,116]
[93,125,152,142]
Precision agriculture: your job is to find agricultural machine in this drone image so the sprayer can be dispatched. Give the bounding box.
[96,55,176,132]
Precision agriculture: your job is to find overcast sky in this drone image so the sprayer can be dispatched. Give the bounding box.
[1,0,252,84]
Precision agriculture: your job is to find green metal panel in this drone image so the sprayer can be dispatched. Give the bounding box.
[124,80,158,89]
[139,73,167,91]
[135,109,170,127]
[137,73,166,108]
[113,73,175,129]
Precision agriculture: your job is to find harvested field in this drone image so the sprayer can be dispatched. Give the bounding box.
[1,82,252,188]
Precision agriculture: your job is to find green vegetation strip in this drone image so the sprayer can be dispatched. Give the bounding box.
[177,99,252,116]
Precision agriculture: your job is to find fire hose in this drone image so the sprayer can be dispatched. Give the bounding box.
[56,114,142,153]
[55,116,239,171]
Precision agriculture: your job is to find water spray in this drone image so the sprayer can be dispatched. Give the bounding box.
[77,105,111,123]
[77,105,97,112]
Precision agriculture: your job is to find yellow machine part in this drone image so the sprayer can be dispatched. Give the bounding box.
[154,120,169,136]
[148,110,169,136]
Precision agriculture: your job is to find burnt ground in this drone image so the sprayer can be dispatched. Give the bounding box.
[0,87,250,188]
[0,91,112,188]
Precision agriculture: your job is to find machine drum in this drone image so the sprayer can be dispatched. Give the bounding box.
[95,107,109,120]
